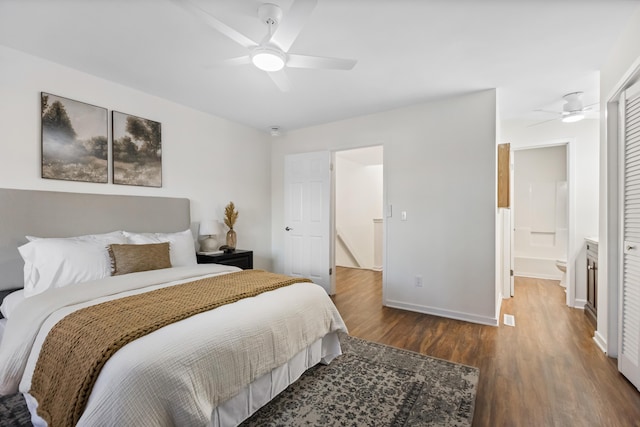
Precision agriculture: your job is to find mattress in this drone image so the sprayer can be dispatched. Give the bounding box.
[0,264,347,426]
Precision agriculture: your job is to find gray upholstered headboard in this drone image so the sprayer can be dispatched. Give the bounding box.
[0,188,190,291]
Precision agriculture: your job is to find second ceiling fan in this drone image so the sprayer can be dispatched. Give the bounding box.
[174,0,357,92]
[532,92,598,126]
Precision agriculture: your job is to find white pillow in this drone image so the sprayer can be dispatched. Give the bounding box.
[123,229,196,267]
[18,231,127,297]
[0,289,25,319]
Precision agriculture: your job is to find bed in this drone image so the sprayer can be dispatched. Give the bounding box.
[0,188,347,426]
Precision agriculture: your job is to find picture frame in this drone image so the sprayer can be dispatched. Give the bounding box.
[112,111,162,187]
[41,92,108,183]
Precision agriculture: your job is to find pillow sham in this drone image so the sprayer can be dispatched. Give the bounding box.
[108,242,171,276]
[0,289,25,319]
[18,231,127,298]
[123,229,196,267]
[25,231,125,243]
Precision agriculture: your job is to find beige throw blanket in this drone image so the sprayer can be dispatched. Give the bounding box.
[29,269,310,426]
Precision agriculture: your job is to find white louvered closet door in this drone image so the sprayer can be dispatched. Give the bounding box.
[621,79,640,391]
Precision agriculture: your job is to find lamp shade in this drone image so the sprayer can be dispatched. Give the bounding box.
[199,220,219,236]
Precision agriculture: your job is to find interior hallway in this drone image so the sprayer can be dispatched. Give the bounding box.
[331,267,640,426]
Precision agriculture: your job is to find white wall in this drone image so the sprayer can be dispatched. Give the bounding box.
[335,154,383,269]
[502,118,599,306]
[272,90,499,325]
[0,45,273,269]
[513,146,567,279]
[599,6,640,355]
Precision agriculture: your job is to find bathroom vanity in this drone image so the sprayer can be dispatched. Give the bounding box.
[585,238,598,326]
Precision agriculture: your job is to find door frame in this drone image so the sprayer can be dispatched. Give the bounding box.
[509,140,576,307]
[331,145,386,302]
[604,56,640,357]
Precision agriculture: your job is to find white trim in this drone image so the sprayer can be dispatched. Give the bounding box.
[336,228,364,268]
[606,59,640,358]
[606,54,640,102]
[514,273,562,280]
[511,140,575,308]
[594,331,607,354]
[385,299,499,326]
[499,208,512,299]
[335,265,380,272]
[382,155,388,307]
[574,298,587,309]
[606,99,621,358]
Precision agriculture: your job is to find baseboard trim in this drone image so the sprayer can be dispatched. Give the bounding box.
[594,331,607,354]
[514,273,561,280]
[336,265,379,272]
[385,299,499,326]
[573,298,587,309]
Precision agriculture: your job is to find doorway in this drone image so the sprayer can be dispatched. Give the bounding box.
[334,146,384,293]
[507,139,576,308]
[512,145,568,290]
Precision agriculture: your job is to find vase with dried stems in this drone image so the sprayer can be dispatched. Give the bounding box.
[223,201,238,251]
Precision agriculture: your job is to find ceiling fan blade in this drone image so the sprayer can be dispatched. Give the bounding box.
[533,109,561,115]
[269,0,318,52]
[287,54,357,70]
[204,56,252,68]
[267,70,292,92]
[172,0,258,49]
[527,118,558,128]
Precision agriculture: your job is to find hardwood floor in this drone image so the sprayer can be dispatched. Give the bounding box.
[331,267,640,427]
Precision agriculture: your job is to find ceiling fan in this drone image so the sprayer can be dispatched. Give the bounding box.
[531,92,598,126]
[173,0,357,92]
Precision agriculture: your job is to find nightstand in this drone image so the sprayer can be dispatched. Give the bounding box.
[196,249,253,270]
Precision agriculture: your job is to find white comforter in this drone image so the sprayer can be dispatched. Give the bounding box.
[0,265,347,426]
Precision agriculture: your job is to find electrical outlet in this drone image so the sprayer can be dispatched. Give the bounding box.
[401,211,407,221]
[415,275,423,287]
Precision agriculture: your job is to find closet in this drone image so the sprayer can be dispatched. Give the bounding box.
[620,79,640,391]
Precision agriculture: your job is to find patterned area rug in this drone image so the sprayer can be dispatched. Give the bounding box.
[242,334,478,426]
[0,334,478,427]
[0,393,31,427]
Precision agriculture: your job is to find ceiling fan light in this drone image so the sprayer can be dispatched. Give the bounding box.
[251,48,286,72]
[562,111,585,123]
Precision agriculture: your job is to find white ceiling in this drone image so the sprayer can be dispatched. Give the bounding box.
[1,0,638,133]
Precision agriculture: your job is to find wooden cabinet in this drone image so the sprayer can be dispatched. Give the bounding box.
[196,250,253,270]
[585,242,598,326]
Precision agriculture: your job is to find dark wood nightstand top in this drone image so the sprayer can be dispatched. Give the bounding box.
[196,249,253,270]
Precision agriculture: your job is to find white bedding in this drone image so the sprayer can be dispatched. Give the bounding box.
[0,265,347,426]
[0,318,5,345]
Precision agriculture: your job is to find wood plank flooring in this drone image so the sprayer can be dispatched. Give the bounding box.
[331,267,640,426]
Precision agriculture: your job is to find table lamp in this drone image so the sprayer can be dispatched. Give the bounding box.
[199,220,221,252]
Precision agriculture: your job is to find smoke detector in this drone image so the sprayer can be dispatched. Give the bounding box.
[270,126,281,137]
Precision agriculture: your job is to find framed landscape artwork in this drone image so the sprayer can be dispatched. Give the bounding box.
[41,92,108,183]
[112,111,162,187]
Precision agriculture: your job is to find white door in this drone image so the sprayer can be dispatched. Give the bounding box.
[620,79,640,390]
[284,151,334,294]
